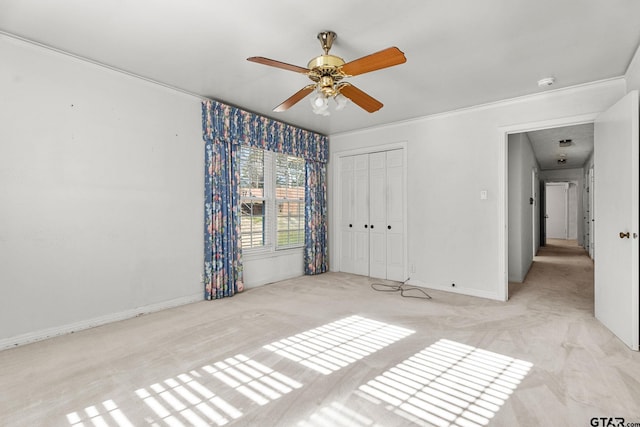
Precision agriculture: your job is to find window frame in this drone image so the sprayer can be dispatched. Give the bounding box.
[275,154,306,250]
[239,146,305,257]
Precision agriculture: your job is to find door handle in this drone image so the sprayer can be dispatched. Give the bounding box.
[364,224,368,228]
[349,224,352,228]
[619,232,630,239]
[370,225,374,229]
[387,225,391,230]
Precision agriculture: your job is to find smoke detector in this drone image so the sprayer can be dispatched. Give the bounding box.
[538,77,555,87]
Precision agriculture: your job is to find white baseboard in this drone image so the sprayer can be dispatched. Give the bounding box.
[0,293,203,351]
[404,279,503,301]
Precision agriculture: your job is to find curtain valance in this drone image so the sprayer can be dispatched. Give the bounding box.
[202,100,328,163]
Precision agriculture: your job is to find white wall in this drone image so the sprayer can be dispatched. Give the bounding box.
[0,35,204,348]
[329,78,625,300]
[625,44,640,92]
[243,251,304,289]
[508,133,539,282]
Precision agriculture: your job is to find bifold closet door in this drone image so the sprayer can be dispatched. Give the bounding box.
[339,149,404,281]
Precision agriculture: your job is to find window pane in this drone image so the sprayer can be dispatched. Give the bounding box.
[241,201,265,249]
[275,153,305,249]
[240,146,264,198]
[276,154,305,201]
[240,146,267,250]
[277,201,304,248]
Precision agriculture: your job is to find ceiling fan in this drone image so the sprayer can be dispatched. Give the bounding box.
[247,31,406,115]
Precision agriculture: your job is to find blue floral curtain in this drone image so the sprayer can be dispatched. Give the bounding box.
[305,160,328,274]
[203,138,243,300]
[202,100,329,299]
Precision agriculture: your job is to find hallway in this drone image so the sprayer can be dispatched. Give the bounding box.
[510,238,594,313]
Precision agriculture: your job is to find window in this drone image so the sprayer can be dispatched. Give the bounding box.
[276,154,305,248]
[239,147,266,249]
[239,146,305,252]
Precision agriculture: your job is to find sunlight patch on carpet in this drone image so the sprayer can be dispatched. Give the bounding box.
[355,339,532,427]
[264,315,415,375]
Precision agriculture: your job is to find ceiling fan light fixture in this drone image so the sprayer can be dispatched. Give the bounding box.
[335,93,348,110]
[310,90,330,115]
[313,94,326,108]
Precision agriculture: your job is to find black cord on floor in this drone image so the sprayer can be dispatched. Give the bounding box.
[370,279,432,299]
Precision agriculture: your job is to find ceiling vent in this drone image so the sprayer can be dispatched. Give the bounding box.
[559,139,573,147]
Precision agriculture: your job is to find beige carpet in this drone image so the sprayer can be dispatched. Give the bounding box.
[1,240,639,426]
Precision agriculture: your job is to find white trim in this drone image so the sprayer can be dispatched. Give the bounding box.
[331,141,408,158]
[0,293,203,351]
[0,30,205,102]
[404,279,502,301]
[330,78,624,138]
[331,141,408,279]
[499,113,599,301]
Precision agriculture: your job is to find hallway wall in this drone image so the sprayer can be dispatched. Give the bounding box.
[508,133,540,282]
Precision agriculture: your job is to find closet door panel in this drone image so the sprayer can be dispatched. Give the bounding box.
[353,231,370,276]
[339,156,355,274]
[386,233,404,281]
[386,149,405,281]
[353,154,370,276]
[368,152,387,279]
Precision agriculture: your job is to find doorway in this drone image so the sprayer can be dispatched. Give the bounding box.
[503,92,639,351]
[505,119,595,294]
[545,182,568,239]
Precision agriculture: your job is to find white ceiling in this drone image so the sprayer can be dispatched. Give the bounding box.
[1,0,639,135]
[526,123,594,171]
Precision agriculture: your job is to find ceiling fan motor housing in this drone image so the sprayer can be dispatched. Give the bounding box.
[307,55,346,98]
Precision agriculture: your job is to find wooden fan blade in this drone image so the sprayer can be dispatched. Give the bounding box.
[341,47,406,76]
[339,84,383,113]
[247,56,309,74]
[273,85,315,112]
